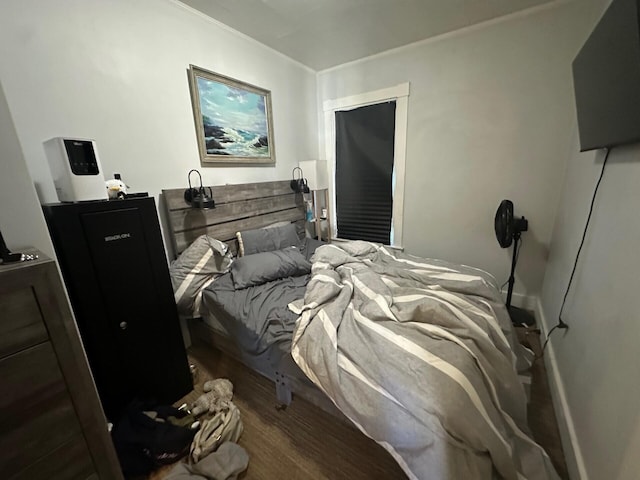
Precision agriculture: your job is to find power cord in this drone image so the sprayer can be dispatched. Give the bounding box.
[539,147,611,357]
[540,324,562,355]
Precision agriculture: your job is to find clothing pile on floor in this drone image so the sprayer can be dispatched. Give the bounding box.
[111,378,248,479]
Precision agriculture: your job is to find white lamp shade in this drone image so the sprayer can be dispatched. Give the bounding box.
[299,160,329,190]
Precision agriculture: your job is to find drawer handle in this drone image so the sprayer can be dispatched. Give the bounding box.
[119,321,128,330]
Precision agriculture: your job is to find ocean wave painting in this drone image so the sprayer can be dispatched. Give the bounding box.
[189,65,275,164]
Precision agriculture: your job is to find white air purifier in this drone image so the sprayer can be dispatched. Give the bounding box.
[44,137,108,202]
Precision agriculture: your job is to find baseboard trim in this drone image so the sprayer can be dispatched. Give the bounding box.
[510,292,537,310]
[534,297,588,480]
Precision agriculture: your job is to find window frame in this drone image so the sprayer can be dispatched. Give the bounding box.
[323,83,409,249]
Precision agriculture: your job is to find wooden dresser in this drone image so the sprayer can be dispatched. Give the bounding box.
[0,252,122,480]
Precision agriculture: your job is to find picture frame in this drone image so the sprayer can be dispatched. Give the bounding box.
[187,65,275,165]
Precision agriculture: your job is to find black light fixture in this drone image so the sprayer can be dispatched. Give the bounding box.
[184,169,215,209]
[290,166,309,194]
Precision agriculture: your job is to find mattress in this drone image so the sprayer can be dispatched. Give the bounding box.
[201,270,311,382]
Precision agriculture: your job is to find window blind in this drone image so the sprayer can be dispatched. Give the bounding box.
[335,101,396,244]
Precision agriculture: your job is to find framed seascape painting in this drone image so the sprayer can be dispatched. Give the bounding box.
[188,65,275,165]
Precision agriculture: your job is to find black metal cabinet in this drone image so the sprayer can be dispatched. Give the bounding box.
[43,197,192,421]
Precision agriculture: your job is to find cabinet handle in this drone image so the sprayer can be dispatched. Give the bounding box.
[119,321,128,330]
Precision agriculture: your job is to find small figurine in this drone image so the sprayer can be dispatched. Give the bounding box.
[105,173,128,199]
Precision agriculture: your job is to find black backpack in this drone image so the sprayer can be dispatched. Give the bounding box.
[111,403,196,477]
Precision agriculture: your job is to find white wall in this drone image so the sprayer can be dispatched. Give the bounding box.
[0,80,55,258]
[528,0,640,480]
[0,0,318,251]
[317,1,600,297]
[534,1,640,478]
[540,136,640,479]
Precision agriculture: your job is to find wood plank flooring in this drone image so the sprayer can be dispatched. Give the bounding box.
[518,327,569,480]
[148,329,568,480]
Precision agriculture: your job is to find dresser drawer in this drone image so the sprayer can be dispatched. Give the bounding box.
[0,342,83,477]
[0,286,48,359]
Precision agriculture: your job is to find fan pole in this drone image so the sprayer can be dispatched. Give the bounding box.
[505,232,520,309]
[505,231,535,326]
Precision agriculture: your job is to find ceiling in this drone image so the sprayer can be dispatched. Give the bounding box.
[179,0,555,71]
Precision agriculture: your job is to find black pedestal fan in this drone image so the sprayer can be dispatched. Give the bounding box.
[494,200,535,326]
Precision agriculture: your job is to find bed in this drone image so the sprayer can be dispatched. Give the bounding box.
[162,180,559,480]
[162,181,342,416]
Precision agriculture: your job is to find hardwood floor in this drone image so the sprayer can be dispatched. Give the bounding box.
[148,332,568,480]
[147,345,404,480]
[517,327,569,480]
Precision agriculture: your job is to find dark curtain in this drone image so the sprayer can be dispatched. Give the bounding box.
[335,101,396,244]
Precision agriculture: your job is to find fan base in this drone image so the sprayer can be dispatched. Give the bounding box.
[509,306,536,327]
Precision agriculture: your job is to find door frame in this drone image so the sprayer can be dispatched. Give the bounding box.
[322,82,409,248]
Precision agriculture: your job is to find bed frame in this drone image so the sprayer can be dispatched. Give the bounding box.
[162,180,345,420]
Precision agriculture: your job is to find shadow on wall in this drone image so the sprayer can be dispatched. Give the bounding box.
[34,182,49,206]
[511,226,549,297]
[158,192,209,261]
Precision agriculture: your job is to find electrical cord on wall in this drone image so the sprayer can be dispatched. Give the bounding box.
[539,147,611,357]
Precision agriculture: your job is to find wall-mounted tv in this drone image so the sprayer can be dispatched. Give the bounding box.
[572,0,640,152]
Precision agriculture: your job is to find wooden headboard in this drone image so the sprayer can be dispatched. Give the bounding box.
[162,180,305,257]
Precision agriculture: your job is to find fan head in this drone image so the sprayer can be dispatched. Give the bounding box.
[494,199,529,248]
[495,200,514,248]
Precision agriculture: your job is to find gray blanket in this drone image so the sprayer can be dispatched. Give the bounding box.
[289,241,558,480]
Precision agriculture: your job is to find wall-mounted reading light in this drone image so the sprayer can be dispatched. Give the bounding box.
[290,166,309,193]
[184,169,215,209]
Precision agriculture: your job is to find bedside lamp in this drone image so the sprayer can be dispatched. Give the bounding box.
[184,169,215,209]
[298,160,328,191]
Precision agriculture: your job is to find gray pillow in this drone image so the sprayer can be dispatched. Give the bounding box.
[170,235,233,316]
[231,247,311,289]
[236,223,299,257]
[300,237,326,261]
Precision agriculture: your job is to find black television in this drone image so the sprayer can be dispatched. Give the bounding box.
[572,0,640,152]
